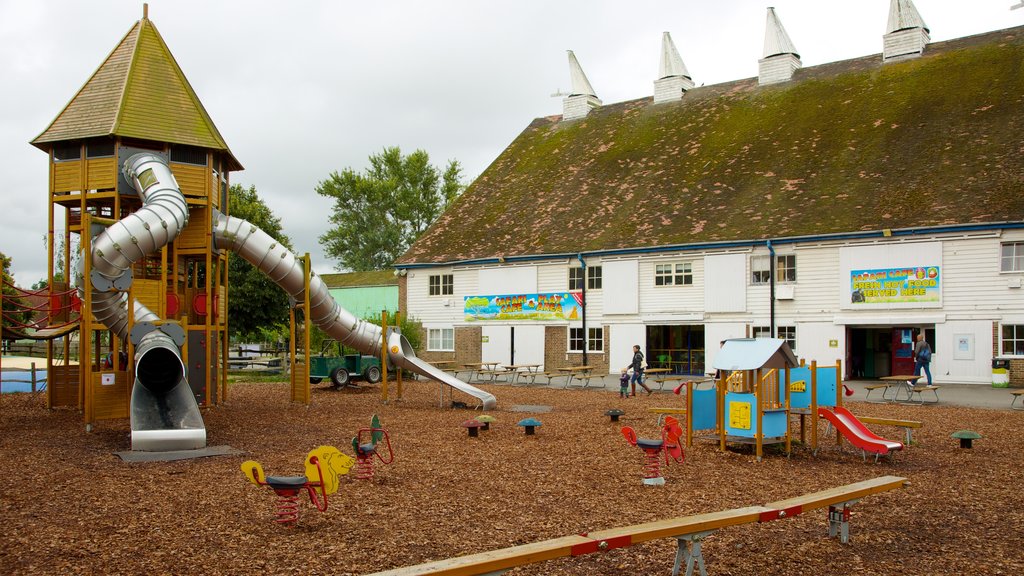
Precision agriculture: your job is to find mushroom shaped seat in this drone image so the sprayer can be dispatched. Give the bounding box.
[462,420,485,437]
[951,430,982,448]
[605,409,625,422]
[517,418,542,435]
[475,415,497,430]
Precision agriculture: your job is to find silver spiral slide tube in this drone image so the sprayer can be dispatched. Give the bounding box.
[212,210,497,410]
[78,153,206,451]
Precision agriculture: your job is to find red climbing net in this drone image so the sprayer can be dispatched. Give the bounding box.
[1,278,81,337]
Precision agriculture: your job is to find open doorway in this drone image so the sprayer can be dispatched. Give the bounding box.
[847,326,934,378]
[645,325,705,375]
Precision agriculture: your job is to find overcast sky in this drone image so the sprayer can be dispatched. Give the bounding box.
[1,0,1020,286]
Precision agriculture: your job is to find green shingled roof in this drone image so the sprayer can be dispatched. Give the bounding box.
[400,26,1024,265]
[32,16,241,171]
[319,270,398,289]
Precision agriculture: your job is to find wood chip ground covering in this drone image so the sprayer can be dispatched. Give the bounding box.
[2,380,1022,575]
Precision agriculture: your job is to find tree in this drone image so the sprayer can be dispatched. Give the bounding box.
[317,147,463,271]
[226,184,294,342]
[1,252,32,335]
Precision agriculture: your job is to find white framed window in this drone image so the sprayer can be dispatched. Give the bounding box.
[655,262,693,286]
[587,266,602,290]
[568,267,584,291]
[1002,324,1024,356]
[752,325,796,352]
[427,328,455,351]
[569,326,604,352]
[1001,242,1024,272]
[751,254,796,284]
[428,274,453,296]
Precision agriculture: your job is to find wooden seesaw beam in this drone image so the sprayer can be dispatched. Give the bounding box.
[365,475,908,576]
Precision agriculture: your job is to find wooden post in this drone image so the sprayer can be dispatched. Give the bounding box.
[810,360,819,452]
[380,310,389,404]
[784,366,791,456]
[755,369,764,461]
[395,311,403,401]
[835,358,843,408]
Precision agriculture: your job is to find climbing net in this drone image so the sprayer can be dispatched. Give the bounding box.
[1,278,81,337]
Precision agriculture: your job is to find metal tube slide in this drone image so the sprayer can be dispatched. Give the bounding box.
[212,210,496,410]
[77,152,206,450]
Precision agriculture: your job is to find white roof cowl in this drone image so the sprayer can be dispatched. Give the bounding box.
[567,50,598,97]
[658,31,691,80]
[763,7,799,58]
[887,0,929,34]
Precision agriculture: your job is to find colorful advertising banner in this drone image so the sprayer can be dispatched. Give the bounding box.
[850,266,940,305]
[464,292,583,322]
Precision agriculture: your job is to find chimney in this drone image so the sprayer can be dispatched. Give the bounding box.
[653,32,695,104]
[562,51,601,120]
[758,7,801,85]
[883,0,930,61]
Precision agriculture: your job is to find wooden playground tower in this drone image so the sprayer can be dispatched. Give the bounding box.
[25,5,240,428]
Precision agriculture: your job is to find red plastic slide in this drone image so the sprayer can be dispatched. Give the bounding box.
[818,406,903,456]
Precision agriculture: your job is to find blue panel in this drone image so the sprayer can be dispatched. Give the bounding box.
[762,411,787,437]
[724,392,757,438]
[691,388,717,431]
[789,366,812,409]
[815,366,838,407]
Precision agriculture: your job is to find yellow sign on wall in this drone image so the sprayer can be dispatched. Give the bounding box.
[789,380,806,393]
[729,401,751,430]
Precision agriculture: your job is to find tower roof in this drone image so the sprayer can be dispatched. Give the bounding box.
[763,7,799,58]
[31,14,241,171]
[887,0,929,34]
[567,50,598,97]
[658,32,691,80]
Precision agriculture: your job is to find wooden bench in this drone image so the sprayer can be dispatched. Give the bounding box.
[1007,387,1024,409]
[905,385,940,405]
[648,407,687,425]
[863,383,893,403]
[366,475,907,576]
[528,371,570,387]
[652,376,689,391]
[857,417,923,445]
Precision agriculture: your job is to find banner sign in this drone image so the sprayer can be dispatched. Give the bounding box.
[850,266,940,305]
[464,292,583,322]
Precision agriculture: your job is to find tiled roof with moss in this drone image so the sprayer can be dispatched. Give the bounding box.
[32,17,241,171]
[400,26,1024,265]
[320,270,398,289]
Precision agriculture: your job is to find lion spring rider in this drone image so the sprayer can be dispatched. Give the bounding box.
[621,416,685,486]
[241,446,355,525]
[352,414,394,480]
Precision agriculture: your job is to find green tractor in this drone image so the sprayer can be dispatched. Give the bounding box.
[309,339,383,389]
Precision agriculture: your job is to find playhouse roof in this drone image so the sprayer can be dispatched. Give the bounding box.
[713,338,798,371]
[31,13,242,171]
[398,25,1024,265]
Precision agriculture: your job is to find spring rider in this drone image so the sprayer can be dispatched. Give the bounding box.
[352,414,394,480]
[241,446,355,525]
[621,416,685,486]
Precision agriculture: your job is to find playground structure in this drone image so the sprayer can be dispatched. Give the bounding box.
[366,475,908,576]
[620,416,685,485]
[240,446,355,525]
[8,10,495,451]
[676,338,902,461]
[352,414,394,480]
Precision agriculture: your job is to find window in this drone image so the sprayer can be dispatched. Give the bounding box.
[568,267,584,291]
[86,141,115,158]
[752,325,796,352]
[428,274,453,296]
[1001,242,1024,272]
[655,262,692,286]
[587,266,602,290]
[1002,325,1024,356]
[53,143,81,161]
[751,254,796,284]
[427,328,454,351]
[569,326,604,352]
[170,145,208,166]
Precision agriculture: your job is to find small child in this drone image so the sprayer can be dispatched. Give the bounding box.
[619,369,630,398]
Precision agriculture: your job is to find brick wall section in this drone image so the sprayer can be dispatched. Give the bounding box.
[543,325,609,373]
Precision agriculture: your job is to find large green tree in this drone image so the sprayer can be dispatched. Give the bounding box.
[227,184,293,342]
[317,147,463,271]
[1,252,32,334]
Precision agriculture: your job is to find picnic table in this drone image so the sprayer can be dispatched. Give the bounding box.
[559,365,596,388]
[503,364,542,385]
[868,375,939,404]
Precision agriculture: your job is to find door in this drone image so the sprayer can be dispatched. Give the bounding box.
[891,327,917,376]
[480,325,545,368]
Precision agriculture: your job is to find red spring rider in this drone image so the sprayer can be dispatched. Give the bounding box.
[352,414,394,480]
[241,446,355,525]
[621,416,685,486]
